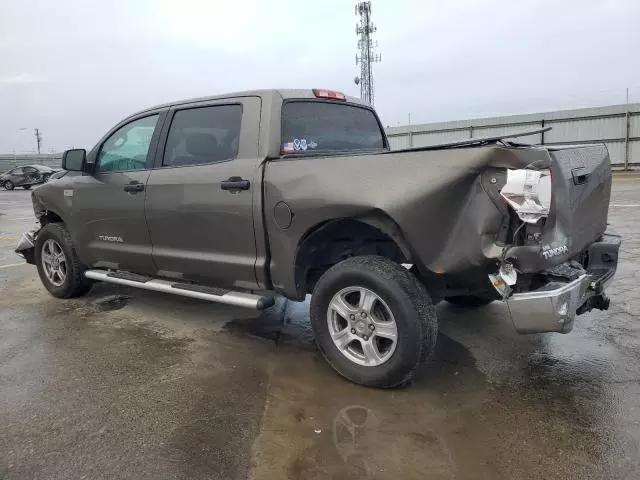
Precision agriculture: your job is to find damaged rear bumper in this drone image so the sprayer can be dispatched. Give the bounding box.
[506,232,620,334]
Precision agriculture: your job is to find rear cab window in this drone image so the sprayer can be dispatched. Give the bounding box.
[281,101,386,155]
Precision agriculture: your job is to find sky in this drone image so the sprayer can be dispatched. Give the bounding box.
[1,0,639,153]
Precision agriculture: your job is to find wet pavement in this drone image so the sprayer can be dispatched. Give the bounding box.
[1,179,639,479]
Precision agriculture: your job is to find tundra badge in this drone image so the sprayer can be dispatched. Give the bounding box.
[98,235,124,243]
[541,244,568,259]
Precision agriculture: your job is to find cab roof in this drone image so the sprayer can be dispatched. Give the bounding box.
[134,89,368,117]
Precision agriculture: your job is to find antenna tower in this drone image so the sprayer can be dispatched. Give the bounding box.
[355,1,381,105]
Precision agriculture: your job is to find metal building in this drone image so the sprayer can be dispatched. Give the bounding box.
[385,103,640,169]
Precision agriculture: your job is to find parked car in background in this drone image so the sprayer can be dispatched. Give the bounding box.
[48,170,68,181]
[0,165,60,190]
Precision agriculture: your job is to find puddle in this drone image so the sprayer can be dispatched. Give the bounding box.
[90,294,130,312]
[223,297,288,342]
[223,297,316,349]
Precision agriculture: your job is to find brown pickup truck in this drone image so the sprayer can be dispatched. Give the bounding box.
[16,88,621,388]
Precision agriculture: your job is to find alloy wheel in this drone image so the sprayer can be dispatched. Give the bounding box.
[327,286,398,366]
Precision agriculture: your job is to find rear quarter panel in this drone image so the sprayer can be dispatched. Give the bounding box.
[264,146,539,297]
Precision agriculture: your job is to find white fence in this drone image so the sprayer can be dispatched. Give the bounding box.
[0,154,62,172]
[385,103,640,169]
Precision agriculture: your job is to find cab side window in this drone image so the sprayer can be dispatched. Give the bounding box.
[97,114,159,173]
[163,105,242,167]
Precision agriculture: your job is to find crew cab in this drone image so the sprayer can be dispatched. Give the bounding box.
[15,89,621,388]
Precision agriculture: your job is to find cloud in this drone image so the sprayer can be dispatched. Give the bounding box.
[0,73,46,85]
[1,0,639,152]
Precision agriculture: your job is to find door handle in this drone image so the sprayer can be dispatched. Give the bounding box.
[221,177,250,191]
[123,181,145,193]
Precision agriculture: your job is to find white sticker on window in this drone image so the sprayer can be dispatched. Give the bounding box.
[291,138,318,151]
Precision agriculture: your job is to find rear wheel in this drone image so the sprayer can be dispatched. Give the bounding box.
[310,256,437,388]
[445,295,493,307]
[3,180,14,190]
[23,185,31,190]
[35,223,92,298]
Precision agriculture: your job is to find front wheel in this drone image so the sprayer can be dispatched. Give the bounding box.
[310,256,438,388]
[3,180,14,190]
[35,223,92,298]
[23,185,31,190]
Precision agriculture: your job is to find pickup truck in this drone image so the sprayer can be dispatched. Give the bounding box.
[15,88,621,388]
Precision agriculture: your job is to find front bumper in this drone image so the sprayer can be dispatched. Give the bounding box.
[15,227,39,265]
[506,232,621,334]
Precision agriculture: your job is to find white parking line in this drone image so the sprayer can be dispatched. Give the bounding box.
[611,204,640,207]
[0,262,26,270]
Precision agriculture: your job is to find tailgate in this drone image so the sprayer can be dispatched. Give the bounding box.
[545,144,611,260]
[502,143,612,272]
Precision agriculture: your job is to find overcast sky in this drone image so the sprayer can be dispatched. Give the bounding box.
[1,0,639,153]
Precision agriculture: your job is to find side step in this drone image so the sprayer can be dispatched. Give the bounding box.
[84,269,275,310]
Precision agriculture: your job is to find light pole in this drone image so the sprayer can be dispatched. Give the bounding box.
[18,127,42,154]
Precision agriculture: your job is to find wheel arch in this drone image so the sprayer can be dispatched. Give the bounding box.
[293,212,414,298]
[32,190,67,226]
[39,210,64,225]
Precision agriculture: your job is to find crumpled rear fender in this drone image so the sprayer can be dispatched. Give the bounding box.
[264,146,549,298]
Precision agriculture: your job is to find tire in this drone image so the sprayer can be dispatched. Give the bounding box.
[35,223,92,298]
[310,255,437,388]
[3,180,14,190]
[23,185,31,190]
[445,295,493,307]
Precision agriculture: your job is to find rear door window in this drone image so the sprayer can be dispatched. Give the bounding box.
[163,105,242,167]
[281,101,385,154]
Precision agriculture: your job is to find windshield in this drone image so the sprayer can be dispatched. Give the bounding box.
[33,165,54,171]
[281,101,385,154]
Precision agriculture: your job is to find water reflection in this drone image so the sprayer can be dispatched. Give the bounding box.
[330,404,456,479]
[332,405,380,478]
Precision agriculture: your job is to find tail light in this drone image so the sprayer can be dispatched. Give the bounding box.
[500,169,552,224]
[312,89,346,101]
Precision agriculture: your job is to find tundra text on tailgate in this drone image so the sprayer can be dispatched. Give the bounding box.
[15,89,621,388]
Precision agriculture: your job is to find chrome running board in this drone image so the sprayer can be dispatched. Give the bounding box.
[84,269,275,310]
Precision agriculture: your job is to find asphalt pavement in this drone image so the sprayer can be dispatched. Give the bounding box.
[1,179,639,480]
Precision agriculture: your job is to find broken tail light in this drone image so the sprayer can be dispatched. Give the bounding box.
[500,169,552,224]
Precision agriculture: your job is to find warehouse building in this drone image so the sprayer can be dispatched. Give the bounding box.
[385,102,640,169]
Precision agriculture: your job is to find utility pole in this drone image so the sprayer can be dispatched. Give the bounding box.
[34,128,42,155]
[623,88,630,171]
[354,1,381,105]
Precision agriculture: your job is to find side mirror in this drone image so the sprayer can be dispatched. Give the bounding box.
[62,149,86,171]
